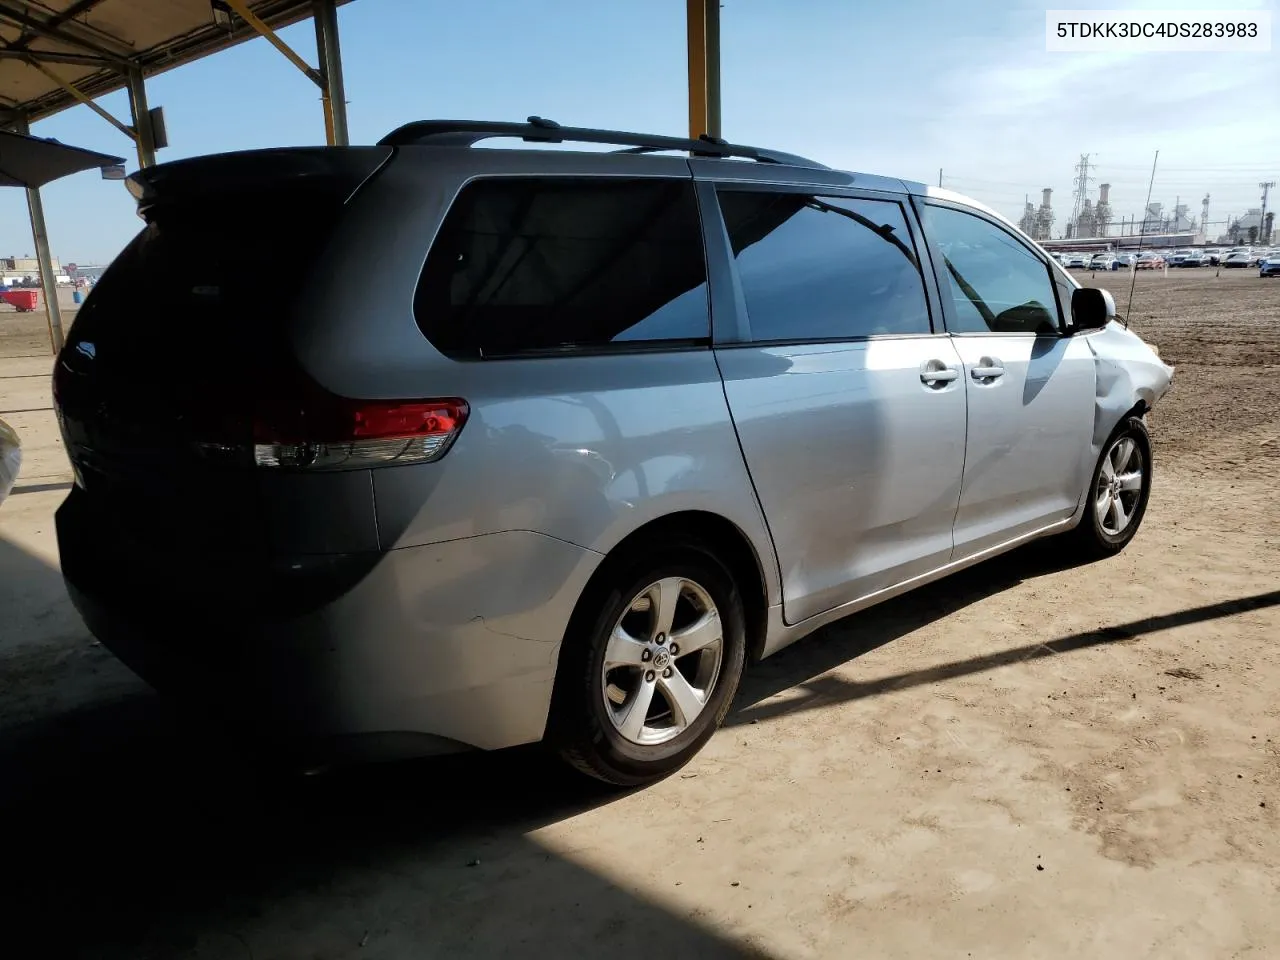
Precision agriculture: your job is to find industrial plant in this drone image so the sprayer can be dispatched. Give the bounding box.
[1022,155,1275,254]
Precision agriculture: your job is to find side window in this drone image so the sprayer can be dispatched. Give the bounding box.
[415,178,709,359]
[717,190,931,342]
[920,204,1062,335]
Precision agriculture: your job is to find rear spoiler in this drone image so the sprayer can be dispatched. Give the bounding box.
[126,146,394,217]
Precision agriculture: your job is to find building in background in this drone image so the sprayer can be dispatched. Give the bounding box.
[1094,183,1113,237]
[1018,198,1037,236]
[1031,188,1054,241]
[2,254,68,286]
[1220,209,1270,245]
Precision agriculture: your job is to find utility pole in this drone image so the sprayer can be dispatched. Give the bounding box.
[1260,181,1276,245]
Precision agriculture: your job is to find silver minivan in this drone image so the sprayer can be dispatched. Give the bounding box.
[53,119,1173,785]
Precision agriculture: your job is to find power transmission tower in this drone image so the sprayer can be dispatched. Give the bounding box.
[1068,154,1093,236]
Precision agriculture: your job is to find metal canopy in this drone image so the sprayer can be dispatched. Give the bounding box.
[0,126,123,186]
[0,0,351,124]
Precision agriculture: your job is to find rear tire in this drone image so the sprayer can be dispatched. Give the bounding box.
[549,541,747,787]
[1066,415,1152,559]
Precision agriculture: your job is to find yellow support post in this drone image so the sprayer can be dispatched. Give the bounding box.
[126,67,157,168]
[686,0,707,139]
[321,97,335,146]
[13,116,65,355]
[313,0,349,146]
[686,0,721,140]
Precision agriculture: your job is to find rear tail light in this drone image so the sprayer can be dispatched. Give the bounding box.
[190,366,468,471]
[252,398,469,470]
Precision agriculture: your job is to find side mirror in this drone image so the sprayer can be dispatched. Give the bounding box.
[1071,286,1115,332]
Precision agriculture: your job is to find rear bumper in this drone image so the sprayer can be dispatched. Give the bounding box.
[57,490,601,762]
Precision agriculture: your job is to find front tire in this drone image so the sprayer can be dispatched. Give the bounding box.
[549,542,747,787]
[1067,415,1152,559]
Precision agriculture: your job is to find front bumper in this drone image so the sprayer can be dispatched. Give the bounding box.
[57,489,601,764]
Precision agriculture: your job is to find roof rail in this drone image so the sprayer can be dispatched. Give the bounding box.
[377,116,827,169]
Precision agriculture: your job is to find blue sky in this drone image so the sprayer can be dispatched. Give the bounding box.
[5,0,1277,264]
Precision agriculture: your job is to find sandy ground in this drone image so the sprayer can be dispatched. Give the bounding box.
[1,269,1278,959]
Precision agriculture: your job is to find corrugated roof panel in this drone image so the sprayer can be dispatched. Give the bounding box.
[0,0,351,122]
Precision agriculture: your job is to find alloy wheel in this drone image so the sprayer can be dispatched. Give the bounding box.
[601,577,724,746]
[1095,435,1145,536]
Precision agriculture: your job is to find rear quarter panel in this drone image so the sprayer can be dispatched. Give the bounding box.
[369,350,777,591]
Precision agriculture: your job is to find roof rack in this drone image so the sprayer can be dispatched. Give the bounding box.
[377,116,827,169]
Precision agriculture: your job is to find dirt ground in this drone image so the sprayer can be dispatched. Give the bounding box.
[1,269,1278,959]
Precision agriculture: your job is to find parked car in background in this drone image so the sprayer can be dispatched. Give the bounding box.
[51,119,1176,786]
[1135,252,1165,270]
[1114,253,1136,268]
[1090,253,1119,271]
[1065,253,1090,269]
[1261,255,1280,278]
[1203,249,1222,265]
[1175,251,1205,267]
[1223,251,1253,268]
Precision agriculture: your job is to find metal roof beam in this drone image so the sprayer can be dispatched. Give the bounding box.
[0,47,113,68]
[8,0,111,53]
[0,2,131,63]
[2,1,350,124]
[221,0,322,86]
[22,57,137,142]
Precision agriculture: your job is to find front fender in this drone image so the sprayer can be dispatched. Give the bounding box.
[1085,322,1174,451]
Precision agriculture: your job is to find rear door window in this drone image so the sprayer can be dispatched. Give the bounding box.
[716,190,931,342]
[415,177,709,359]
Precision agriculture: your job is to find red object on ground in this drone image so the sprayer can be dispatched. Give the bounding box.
[2,290,40,312]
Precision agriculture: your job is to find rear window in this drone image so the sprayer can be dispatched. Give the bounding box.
[69,183,349,375]
[414,177,710,359]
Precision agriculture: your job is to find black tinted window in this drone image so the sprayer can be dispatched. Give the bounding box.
[920,204,1061,335]
[416,178,709,358]
[66,183,348,388]
[717,191,930,342]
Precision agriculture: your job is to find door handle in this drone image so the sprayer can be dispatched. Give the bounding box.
[919,360,959,386]
[971,358,1005,381]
